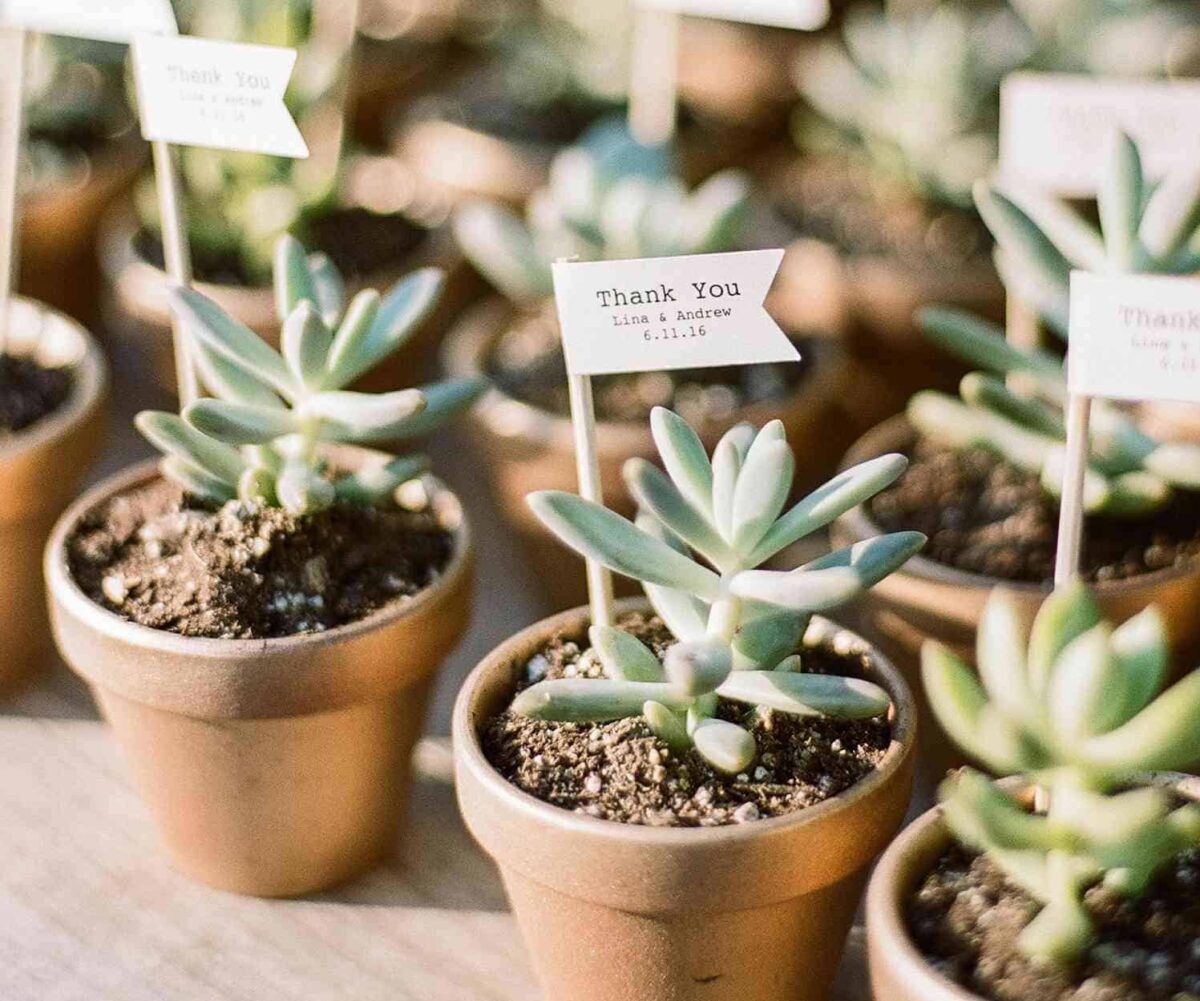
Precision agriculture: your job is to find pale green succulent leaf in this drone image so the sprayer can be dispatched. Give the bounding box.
[624,458,734,570]
[711,434,742,541]
[273,233,318,322]
[160,456,237,502]
[333,455,430,505]
[306,389,426,439]
[1048,623,1120,742]
[590,625,665,682]
[1139,166,1200,262]
[650,406,713,516]
[511,678,690,722]
[918,306,1065,385]
[1108,607,1168,725]
[453,202,552,303]
[975,588,1033,719]
[185,399,298,445]
[643,701,691,753]
[275,461,335,514]
[663,638,733,697]
[307,252,345,327]
[281,300,332,391]
[731,439,794,554]
[193,340,284,410]
[347,378,487,443]
[529,491,722,600]
[975,181,1074,298]
[1027,580,1103,694]
[961,373,1066,440]
[732,610,807,672]
[692,718,756,774]
[136,411,246,486]
[718,670,889,718]
[1098,131,1145,270]
[1080,670,1200,774]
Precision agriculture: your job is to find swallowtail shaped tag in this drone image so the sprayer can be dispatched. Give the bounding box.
[636,0,828,30]
[0,0,177,42]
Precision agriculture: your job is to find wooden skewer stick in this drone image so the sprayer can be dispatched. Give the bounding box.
[628,7,680,147]
[0,28,28,352]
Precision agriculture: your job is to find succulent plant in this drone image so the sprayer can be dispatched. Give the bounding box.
[908,306,1200,515]
[793,3,1031,207]
[135,235,485,513]
[924,583,1200,965]
[134,0,349,282]
[977,131,1200,339]
[453,128,751,304]
[512,407,925,773]
[1010,0,1200,78]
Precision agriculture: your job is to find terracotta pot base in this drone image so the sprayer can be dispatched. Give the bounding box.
[0,297,107,696]
[47,459,472,896]
[454,600,917,1001]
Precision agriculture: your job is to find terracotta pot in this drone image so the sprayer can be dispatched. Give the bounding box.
[21,134,145,325]
[45,458,473,897]
[98,206,477,397]
[454,598,918,1001]
[866,773,1200,1001]
[442,296,853,610]
[0,297,107,695]
[832,416,1200,791]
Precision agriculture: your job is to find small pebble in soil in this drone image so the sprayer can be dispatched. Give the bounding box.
[0,353,72,438]
[869,439,1200,584]
[483,614,892,828]
[909,846,1200,1001]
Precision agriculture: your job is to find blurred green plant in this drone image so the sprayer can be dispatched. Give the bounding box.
[513,406,925,773]
[794,2,1031,207]
[137,235,485,513]
[453,130,750,304]
[924,583,1200,965]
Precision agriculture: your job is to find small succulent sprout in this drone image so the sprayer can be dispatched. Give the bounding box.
[910,306,1200,516]
[977,130,1200,338]
[923,583,1200,966]
[512,408,922,774]
[452,138,751,305]
[136,235,486,514]
[794,4,1031,207]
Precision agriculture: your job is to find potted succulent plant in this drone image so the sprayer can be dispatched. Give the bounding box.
[779,2,1029,413]
[21,34,145,324]
[102,0,472,396]
[834,133,1200,700]
[1,297,106,694]
[446,135,851,607]
[46,238,482,896]
[869,582,1200,1001]
[454,407,924,1001]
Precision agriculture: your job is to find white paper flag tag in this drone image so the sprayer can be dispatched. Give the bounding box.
[553,250,799,377]
[1000,73,1200,197]
[1068,271,1200,404]
[636,0,828,30]
[0,0,177,43]
[132,35,309,159]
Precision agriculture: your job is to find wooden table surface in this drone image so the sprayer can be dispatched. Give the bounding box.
[0,321,873,1001]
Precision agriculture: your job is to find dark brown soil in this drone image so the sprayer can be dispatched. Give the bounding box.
[135,208,427,288]
[868,439,1200,584]
[483,613,892,827]
[909,845,1200,1001]
[0,354,73,438]
[774,156,993,268]
[66,478,454,639]
[486,305,813,425]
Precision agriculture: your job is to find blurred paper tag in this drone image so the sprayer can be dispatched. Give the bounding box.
[553,250,799,377]
[0,0,176,42]
[637,0,828,30]
[1001,73,1200,197]
[132,35,308,158]
[1069,271,1200,404]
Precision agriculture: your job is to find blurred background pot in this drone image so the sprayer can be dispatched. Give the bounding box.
[865,774,1200,1001]
[443,296,852,609]
[832,416,1200,796]
[45,459,473,897]
[0,298,107,696]
[454,599,917,1001]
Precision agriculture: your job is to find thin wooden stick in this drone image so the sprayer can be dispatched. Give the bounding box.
[566,372,615,628]
[628,7,680,146]
[1054,392,1092,585]
[0,28,28,352]
[303,0,359,191]
[149,139,199,406]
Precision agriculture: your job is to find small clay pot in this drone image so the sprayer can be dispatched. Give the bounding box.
[21,134,145,325]
[442,296,852,610]
[866,773,1200,1001]
[454,598,918,1001]
[97,206,477,397]
[0,298,107,695]
[45,457,473,897]
[832,416,1200,790]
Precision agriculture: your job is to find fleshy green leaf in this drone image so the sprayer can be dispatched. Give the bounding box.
[692,718,756,774]
[643,701,691,753]
[1099,131,1144,270]
[281,300,332,391]
[663,638,733,697]
[346,378,487,443]
[333,455,430,505]
[307,251,345,327]
[306,389,426,439]
[511,678,690,722]
[160,456,236,502]
[453,202,552,303]
[731,439,795,554]
[185,399,298,445]
[136,411,245,485]
[650,407,713,516]
[590,626,665,682]
[624,458,734,570]
[719,670,890,718]
[273,234,318,323]
[528,491,721,600]
[1027,581,1102,694]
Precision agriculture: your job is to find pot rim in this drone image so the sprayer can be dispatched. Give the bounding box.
[44,456,473,662]
[866,772,1200,1001]
[453,596,917,849]
[0,297,107,466]
[441,294,846,453]
[837,413,1200,599]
